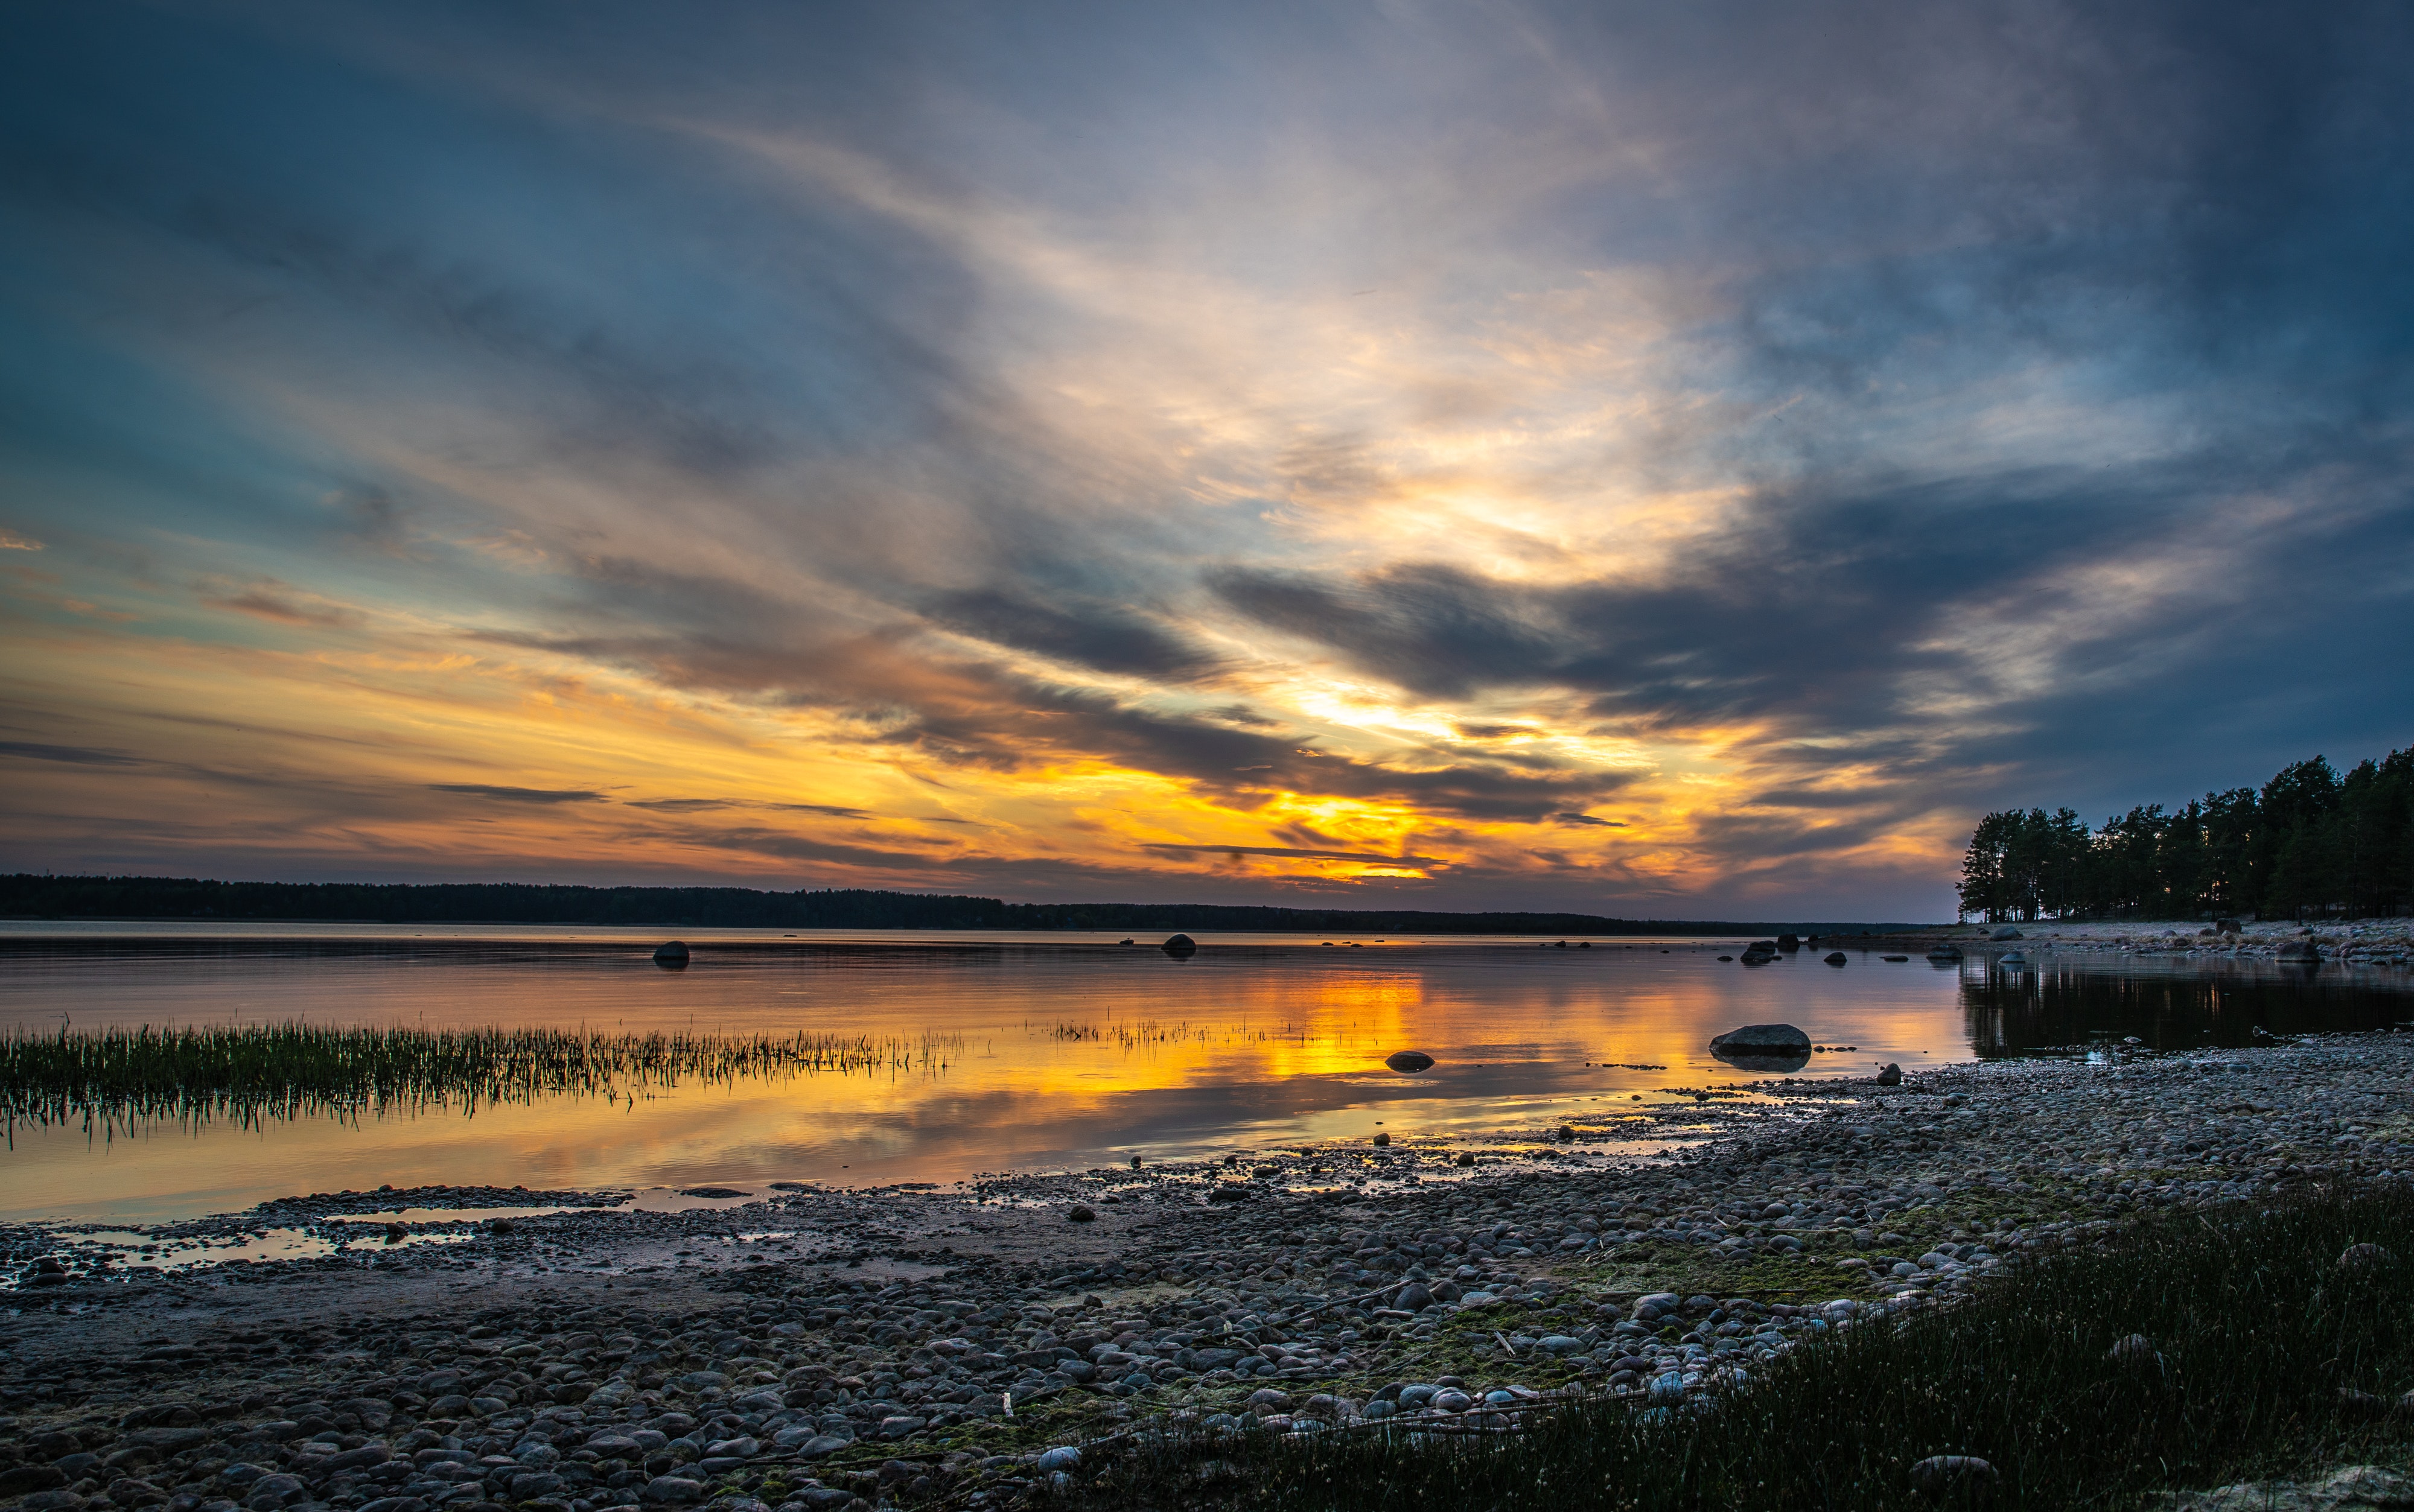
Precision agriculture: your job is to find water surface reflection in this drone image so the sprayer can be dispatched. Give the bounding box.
[2,930,2406,1221]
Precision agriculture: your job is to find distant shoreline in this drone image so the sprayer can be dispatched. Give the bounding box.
[0,872,1938,937]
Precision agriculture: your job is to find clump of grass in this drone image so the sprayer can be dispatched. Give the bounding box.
[1063,1184,2414,1510]
[1,1022,966,1140]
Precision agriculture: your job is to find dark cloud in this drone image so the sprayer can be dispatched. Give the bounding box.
[626,798,876,819]
[427,783,606,804]
[1550,812,1623,827]
[924,588,1219,679]
[1208,564,1562,701]
[205,586,361,628]
[1141,842,1451,868]
[0,740,142,766]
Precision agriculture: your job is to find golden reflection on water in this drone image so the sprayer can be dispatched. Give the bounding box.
[2,936,1999,1221]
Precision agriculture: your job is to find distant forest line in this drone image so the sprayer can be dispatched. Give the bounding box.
[1958,747,2414,923]
[0,874,1906,936]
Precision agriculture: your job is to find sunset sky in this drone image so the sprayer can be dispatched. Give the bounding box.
[3,2,2410,919]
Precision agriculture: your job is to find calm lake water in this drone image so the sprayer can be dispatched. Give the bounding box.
[4,924,2408,1222]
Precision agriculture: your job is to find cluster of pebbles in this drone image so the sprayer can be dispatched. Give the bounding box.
[5,1030,2413,1510]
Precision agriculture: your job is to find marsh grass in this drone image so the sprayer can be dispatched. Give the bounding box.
[1045,1019,1298,1051]
[1,1022,966,1139]
[1066,1184,2414,1511]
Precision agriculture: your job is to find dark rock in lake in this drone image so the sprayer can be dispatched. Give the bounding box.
[1385,1050,1436,1073]
[1710,1023,1812,1053]
[652,941,690,968]
[1710,1022,1812,1072]
[2278,939,2320,962]
[1162,933,1197,957]
[1775,933,1800,950]
[1824,951,1848,965]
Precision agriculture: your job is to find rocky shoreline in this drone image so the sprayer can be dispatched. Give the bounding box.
[1821,915,2414,968]
[7,1029,2414,1511]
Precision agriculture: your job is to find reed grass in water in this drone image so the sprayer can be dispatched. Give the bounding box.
[1,1022,965,1138]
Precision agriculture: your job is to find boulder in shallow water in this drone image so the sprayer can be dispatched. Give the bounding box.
[653,940,690,967]
[1711,1022,1812,1073]
[1824,951,1848,965]
[1162,933,1197,957]
[1386,1050,1436,1073]
[1710,1023,1812,1054]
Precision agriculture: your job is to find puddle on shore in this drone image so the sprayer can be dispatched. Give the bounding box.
[19,1224,479,1279]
